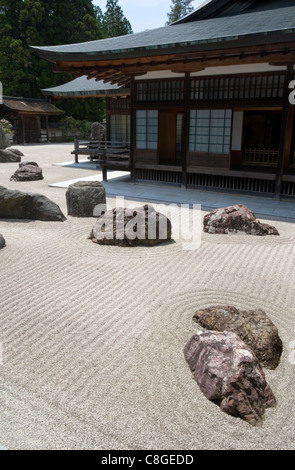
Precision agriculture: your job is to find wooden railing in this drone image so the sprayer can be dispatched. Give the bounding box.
[242,148,278,166]
[71,138,130,164]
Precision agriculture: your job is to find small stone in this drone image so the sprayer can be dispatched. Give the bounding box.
[0,234,5,249]
[10,163,43,182]
[0,149,21,163]
[183,331,276,426]
[19,161,38,167]
[9,148,24,157]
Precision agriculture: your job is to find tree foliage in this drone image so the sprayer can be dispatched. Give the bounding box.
[102,0,132,38]
[0,0,103,98]
[0,0,133,121]
[0,118,13,138]
[59,116,92,140]
[57,97,106,123]
[166,0,194,24]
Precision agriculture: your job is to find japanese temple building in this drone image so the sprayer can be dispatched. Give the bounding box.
[33,0,295,199]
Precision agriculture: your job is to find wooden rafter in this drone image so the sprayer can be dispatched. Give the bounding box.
[93,71,122,82]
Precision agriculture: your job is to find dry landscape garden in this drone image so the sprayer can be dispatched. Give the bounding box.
[1,0,295,452]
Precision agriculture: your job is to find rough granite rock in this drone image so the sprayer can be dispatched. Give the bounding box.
[0,185,66,221]
[90,121,106,140]
[10,162,43,182]
[9,148,24,157]
[66,181,106,217]
[19,161,38,167]
[0,126,9,149]
[0,148,21,163]
[183,331,276,426]
[203,204,279,236]
[193,306,283,369]
[89,204,172,247]
[0,234,5,249]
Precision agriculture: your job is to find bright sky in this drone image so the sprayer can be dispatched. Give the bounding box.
[93,0,205,33]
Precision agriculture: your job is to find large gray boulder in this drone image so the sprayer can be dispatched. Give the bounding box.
[90,122,106,140]
[0,234,5,249]
[203,204,279,236]
[0,148,21,163]
[10,162,43,182]
[0,185,66,221]
[193,305,283,369]
[66,181,106,217]
[183,331,276,426]
[0,126,9,149]
[89,204,172,247]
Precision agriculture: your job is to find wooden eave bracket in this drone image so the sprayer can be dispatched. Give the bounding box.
[53,44,295,86]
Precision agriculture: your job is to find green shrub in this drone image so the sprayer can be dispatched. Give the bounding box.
[0,118,14,138]
[59,116,92,140]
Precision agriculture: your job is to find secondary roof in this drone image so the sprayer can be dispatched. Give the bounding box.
[1,97,64,115]
[42,76,130,99]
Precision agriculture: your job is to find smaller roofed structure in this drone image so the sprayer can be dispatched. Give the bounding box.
[42,76,130,100]
[41,76,131,150]
[0,96,64,144]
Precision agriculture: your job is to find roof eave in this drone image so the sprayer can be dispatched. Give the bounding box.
[42,89,130,98]
[31,29,295,64]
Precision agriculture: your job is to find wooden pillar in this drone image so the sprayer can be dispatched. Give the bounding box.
[129,76,136,183]
[105,98,111,142]
[45,115,49,142]
[36,116,41,142]
[73,137,79,164]
[20,115,26,144]
[181,72,190,189]
[284,108,294,168]
[275,65,294,199]
[102,165,107,182]
[230,111,244,169]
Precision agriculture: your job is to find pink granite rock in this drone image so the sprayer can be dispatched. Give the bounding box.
[193,305,282,369]
[203,204,279,235]
[183,331,276,426]
[89,204,172,247]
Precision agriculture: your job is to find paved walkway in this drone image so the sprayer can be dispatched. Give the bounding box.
[51,161,295,221]
[105,178,295,221]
